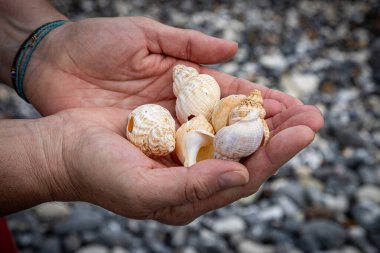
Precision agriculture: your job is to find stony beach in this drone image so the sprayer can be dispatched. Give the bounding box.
[2,0,380,252]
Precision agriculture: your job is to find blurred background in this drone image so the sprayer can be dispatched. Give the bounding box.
[2,0,380,252]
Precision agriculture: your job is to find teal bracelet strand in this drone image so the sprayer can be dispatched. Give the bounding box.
[10,20,69,103]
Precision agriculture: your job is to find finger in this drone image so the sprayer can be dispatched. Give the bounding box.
[146,159,249,208]
[136,17,238,64]
[200,67,303,108]
[244,125,315,186]
[263,99,284,118]
[266,105,323,132]
[269,110,324,137]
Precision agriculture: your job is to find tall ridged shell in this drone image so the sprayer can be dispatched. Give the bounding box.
[175,115,215,167]
[173,65,221,124]
[213,90,270,161]
[173,65,198,97]
[126,104,176,157]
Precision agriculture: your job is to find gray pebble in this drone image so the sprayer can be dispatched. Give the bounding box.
[211,216,246,235]
[40,237,61,253]
[76,245,109,253]
[300,220,346,250]
[34,202,71,223]
[238,240,275,253]
[356,185,380,204]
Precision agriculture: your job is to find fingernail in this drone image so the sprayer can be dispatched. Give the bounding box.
[218,171,248,189]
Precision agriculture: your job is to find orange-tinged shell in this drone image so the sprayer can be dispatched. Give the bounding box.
[211,94,246,132]
[175,115,215,167]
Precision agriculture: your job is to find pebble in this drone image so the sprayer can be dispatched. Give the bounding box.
[179,247,198,253]
[272,180,306,207]
[34,202,71,222]
[40,237,61,253]
[356,185,380,204]
[276,195,304,220]
[171,226,188,247]
[110,247,130,253]
[76,245,109,253]
[259,53,288,71]
[300,220,346,250]
[199,229,230,253]
[96,221,130,247]
[238,240,275,253]
[220,62,239,75]
[368,39,380,84]
[210,216,246,234]
[348,226,378,253]
[63,233,82,252]
[258,205,284,222]
[53,210,104,234]
[352,200,380,231]
[281,72,320,98]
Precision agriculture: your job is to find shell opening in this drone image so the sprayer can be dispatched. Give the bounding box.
[183,130,214,167]
[127,116,134,133]
[188,114,195,121]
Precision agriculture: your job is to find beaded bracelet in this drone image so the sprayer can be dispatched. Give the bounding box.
[10,20,69,103]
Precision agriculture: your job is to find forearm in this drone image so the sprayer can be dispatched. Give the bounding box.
[0,116,62,215]
[0,0,68,86]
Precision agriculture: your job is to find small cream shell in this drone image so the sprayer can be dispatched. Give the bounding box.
[175,115,215,167]
[213,89,269,161]
[173,65,221,124]
[126,104,175,157]
[214,110,264,161]
[211,94,246,132]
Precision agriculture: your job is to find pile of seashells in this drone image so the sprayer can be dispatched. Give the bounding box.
[126,65,269,166]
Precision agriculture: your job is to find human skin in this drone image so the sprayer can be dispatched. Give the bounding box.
[0,1,323,224]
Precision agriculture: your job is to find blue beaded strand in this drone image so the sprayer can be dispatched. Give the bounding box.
[12,20,69,102]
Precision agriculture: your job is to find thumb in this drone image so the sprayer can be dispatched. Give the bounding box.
[148,159,249,208]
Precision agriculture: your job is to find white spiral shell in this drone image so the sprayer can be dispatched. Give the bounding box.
[213,90,269,161]
[126,104,176,157]
[173,65,221,124]
[214,110,264,161]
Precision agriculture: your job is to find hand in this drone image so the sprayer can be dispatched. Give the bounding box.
[46,108,250,224]
[24,16,239,115]
[21,16,323,224]
[45,103,322,225]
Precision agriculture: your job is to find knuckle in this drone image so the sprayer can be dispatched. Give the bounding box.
[185,175,212,202]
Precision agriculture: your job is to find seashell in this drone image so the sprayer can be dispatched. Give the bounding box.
[126,104,176,157]
[175,115,215,167]
[214,90,270,161]
[173,65,198,97]
[229,89,266,124]
[211,94,246,132]
[173,64,221,124]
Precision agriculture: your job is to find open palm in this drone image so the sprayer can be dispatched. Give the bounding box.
[25,17,235,115]
[23,17,323,224]
[56,101,321,225]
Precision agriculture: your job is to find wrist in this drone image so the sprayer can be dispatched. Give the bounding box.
[31,114,81,203]
[0,0,69,86]
[0,114,75,215]
[0,117,53,215]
